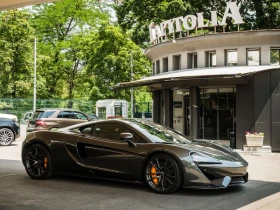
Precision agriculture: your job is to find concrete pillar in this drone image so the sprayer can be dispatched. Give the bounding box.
[190,87,200,139]
[216,48,225,67]
[261,46,270,65]
[164,89,173,128]
[160,57,163,73]
[237,47,247,66]
[153,91,161,123]
[197,50,206,68]
[168,55,173,71]
[181,53,188,69]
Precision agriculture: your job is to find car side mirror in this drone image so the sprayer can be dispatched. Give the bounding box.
[119,132,133,141]
[119,133,137,147]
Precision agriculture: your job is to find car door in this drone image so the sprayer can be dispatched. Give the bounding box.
[56,111,78,127]
[77,122,146,181]
[72,111,89,124]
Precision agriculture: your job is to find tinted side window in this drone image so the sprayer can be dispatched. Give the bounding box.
[73,112,88,120]
[70,125,93,135]
[41,111,56,118]
[92,123,145,143]
[92,123,126,141]
[33,111,55,119]
[57,111,73,119]
[32,111,44,119]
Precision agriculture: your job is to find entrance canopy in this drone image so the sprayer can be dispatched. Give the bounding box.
[0,0,55,10]
[117,65,280,88]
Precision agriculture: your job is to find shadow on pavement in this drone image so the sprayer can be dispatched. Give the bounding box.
[1,159,280,210]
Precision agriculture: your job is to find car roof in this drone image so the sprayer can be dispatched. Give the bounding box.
[58,118,151,131]
[35,108,79,112]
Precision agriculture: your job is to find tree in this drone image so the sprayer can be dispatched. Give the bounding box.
[115,0,280,47]
[31,0,109,99]
[115,0,194,47]
[0,10,34,98]
[84,25,151,102]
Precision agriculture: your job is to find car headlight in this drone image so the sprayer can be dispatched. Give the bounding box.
[191,153,221,164]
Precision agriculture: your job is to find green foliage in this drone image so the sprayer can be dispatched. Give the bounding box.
[0,10,34,98]
[115,0,193,47]
[270,49,280,65]
[115,0,280,46]
[84,25,151,102]
[31,0,110,100]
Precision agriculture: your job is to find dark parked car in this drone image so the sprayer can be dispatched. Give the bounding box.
[22,119,248,194]
[27,108,90,133]
[0,117,20,146]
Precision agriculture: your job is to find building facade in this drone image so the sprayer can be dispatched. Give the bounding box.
[120,29,280,152]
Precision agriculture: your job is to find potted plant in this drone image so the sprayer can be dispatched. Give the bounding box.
[245,132,264,146]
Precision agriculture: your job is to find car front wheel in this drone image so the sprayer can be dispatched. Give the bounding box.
[23,144,53,179]
[0,128,15,146]
[145,153,182,194]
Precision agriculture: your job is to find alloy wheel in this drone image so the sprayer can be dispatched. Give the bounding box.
[25,144,52,179]
[0,128,14,146]
[145,154,181,193]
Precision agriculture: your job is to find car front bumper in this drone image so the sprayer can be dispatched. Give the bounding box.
[183,161,248,189]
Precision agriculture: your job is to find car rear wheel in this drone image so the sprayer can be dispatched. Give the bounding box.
[23,144,53,179]
[0,128,15,146]
[145,154,182,194]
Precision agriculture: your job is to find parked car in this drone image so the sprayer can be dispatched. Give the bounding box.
[20,111,33,125]
[0,117,20,146]
[21,119,248,194]
[88,114,99,120]
[0,113,18,122]
[27,108,90,132]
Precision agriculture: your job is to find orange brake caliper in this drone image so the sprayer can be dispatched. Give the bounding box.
[151,165,159,185]
[44,157,48,168]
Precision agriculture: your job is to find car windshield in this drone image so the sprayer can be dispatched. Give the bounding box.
[126,119,191,144]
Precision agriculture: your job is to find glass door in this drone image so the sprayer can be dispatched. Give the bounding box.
[200,88,236,142]
[200,89,218,140]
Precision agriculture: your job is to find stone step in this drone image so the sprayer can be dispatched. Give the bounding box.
[236,146,272,155]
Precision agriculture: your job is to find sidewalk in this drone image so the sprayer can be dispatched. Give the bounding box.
[238,153,280,210]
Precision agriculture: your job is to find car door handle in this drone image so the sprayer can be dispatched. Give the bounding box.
[56,120,62,123]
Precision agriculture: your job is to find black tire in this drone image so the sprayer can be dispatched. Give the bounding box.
[145,153,182,194]
[0,128,15,146]
[23,144,53,180]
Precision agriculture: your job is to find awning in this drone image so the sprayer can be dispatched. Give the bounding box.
[117,65,280,88]
[0,0,56,10]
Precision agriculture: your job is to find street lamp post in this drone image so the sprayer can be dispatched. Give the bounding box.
[130,53,134,118]
[33,37,37,112]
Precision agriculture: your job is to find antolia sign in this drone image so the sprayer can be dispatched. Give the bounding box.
[149,2,244,44]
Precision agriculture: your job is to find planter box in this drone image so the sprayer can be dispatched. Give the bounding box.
[246,136,264,146]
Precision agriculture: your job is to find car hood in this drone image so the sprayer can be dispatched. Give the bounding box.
[177,139,243,162]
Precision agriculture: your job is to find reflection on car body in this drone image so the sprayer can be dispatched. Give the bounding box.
[22,119,248,194]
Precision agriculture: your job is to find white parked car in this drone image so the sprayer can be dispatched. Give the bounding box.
[0,113,18,122]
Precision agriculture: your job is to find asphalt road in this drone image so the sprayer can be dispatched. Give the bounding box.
[0,125,280,210]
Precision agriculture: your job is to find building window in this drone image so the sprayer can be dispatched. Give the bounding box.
[172,55,181,70]
[156,60,160,74]
[271,49,280,65]
[98,107,106,119]
[247,49,260,66]
[206,51,216,67]
[163,57,168,72]
[187,53,197,69]
[226,50,237,66]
